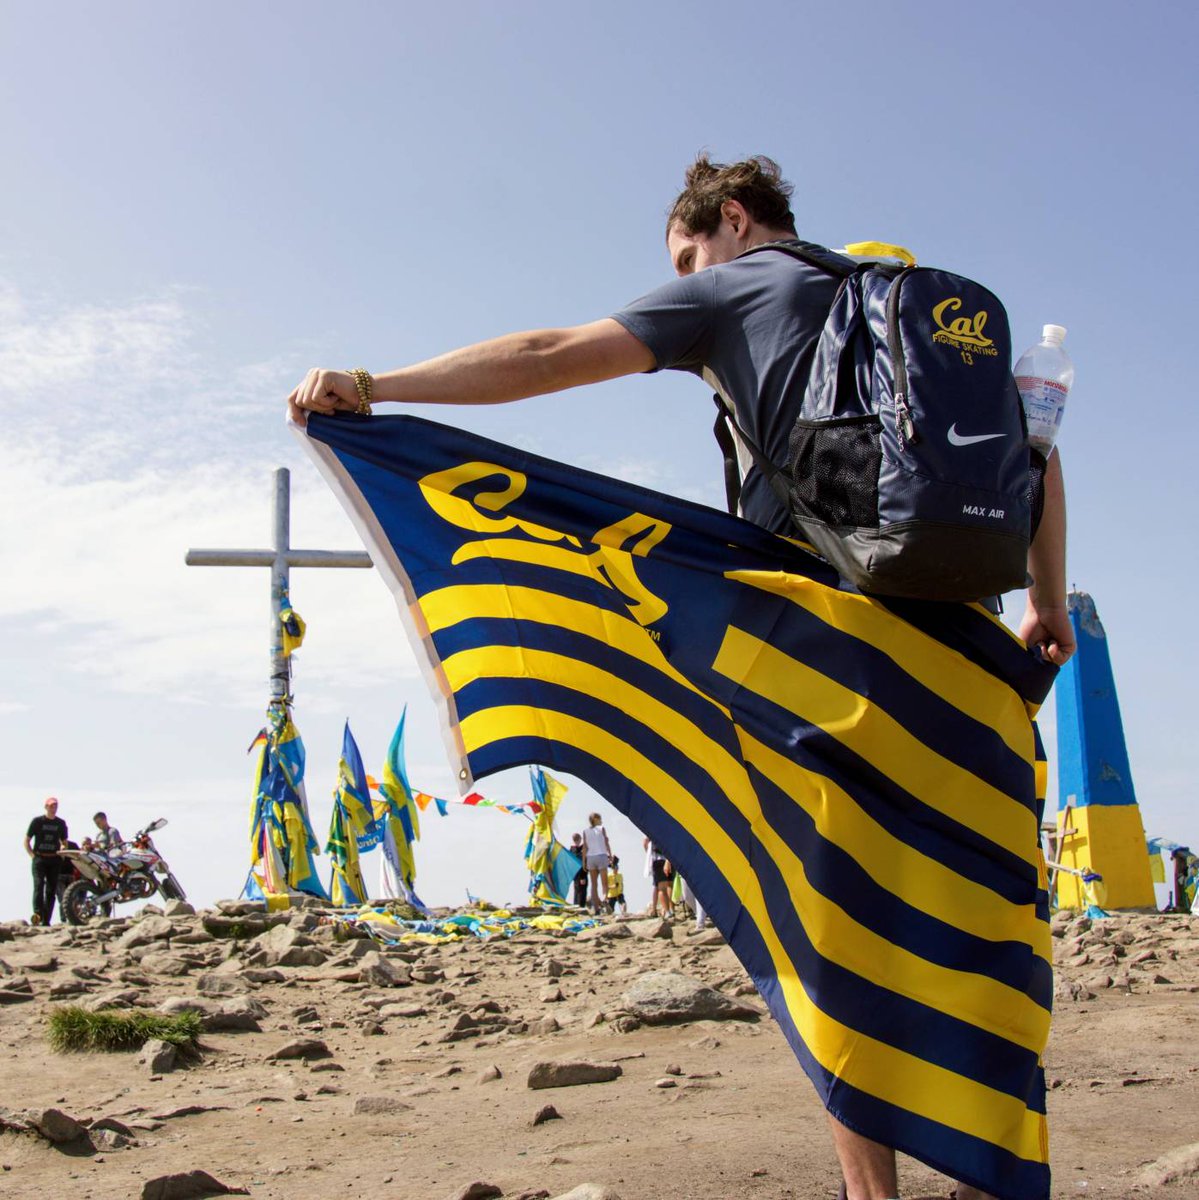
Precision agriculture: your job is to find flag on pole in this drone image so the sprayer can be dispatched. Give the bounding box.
[246,705,327,900]
[524,766,579,902]
[326,720,376,905]
[375,708,424,905]
[299,412,1058,1200]
[278,583,307,657]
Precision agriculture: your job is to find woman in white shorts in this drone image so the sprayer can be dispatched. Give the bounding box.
[581,812,612,914]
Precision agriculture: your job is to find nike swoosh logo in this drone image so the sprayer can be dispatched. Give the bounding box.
[947,423,1006,447]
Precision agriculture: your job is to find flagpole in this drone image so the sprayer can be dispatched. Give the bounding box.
[271,467,290,706]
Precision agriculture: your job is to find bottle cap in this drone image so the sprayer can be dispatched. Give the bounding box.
[1042,324,1067,344]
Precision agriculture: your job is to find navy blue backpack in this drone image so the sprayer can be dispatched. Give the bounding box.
[715,241,1044,602]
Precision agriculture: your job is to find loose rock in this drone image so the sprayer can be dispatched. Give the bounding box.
[527,1060,622,1089]
[445,1183,503,1200]
[140,1038,178,1074]
[29,1107,88,1144]
[622,971,762,1025]
[265,1037,330,1062]
[140,1170,249,1199]
[357,951,411,988]
[352,1095,412,1116]
[1135,1141,1199,1188]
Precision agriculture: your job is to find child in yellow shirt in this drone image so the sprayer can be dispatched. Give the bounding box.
[606,856,627,914]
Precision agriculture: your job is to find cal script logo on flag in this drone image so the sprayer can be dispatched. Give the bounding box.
[299,412,1056,1200]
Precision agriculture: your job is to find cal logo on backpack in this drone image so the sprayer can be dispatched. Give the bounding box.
[715,240,1044,602]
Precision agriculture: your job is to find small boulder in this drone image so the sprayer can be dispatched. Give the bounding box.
[118,916,175,949]
[532,1103,562,1125]
[164,900,196,918]
[357,951,410,988]
[197,974,246,998]
[240,967,285,984]
[352,1095,411,1116]
[1135,1142,1199,1188]
[30,1107,88,1144]
[207,1000,265,1032]
[91,1116,136,1137]
[527,1060,622,1089]
[140,1170,249,1199]
[265,1038,330,1062]
[140,1038,178,1074]
[573,923,632,943]
[248,924,327,968]
[628,918,673,940]
[138,953,191,977]
[445,1184,503,1200]
[621,971,762,1025]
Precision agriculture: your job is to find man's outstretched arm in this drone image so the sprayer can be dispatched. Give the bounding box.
[1018,448,1074,665]
[287,319,654,425]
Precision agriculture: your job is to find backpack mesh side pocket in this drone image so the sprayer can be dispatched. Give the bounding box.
[787,414,882,529]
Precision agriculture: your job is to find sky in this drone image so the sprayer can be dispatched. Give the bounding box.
[1,1,1197,920]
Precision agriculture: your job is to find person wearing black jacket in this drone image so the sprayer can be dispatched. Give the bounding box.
[24,796,68,925]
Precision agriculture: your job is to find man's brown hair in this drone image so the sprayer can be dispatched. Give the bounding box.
[667,153,797,239]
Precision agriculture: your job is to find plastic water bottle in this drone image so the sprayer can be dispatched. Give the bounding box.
[1014,324,1075,455]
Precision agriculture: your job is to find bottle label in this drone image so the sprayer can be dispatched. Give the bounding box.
[1015,375,1068,449]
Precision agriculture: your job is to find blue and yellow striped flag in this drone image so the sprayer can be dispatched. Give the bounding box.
[300,413,1056,1200]
[326,720,375,906]
[246,706,328,901]
[376,708,424,902]
[525,766,580,903]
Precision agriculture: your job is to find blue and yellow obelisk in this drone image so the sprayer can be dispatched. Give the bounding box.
[1054,590,1155,909]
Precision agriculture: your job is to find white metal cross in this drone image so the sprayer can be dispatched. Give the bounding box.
[185,467,372,704]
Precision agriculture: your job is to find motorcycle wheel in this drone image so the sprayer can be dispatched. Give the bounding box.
[159,875,185,902]
[62,878,102,926]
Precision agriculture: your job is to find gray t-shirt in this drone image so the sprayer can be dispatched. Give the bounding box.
[611,241,843,533]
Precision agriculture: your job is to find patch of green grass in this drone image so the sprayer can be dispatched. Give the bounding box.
[47,1006,203,1053]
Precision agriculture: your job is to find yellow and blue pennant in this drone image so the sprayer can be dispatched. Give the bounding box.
[326,720,376,906]
[246,705,328,901]
[300,412,1056,1200]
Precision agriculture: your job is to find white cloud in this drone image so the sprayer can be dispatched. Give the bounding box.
[0,279,418,703]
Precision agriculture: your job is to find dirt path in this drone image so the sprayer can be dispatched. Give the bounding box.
[0,907,1196,1199]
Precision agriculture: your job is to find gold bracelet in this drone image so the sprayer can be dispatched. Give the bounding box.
[348,368,373,416]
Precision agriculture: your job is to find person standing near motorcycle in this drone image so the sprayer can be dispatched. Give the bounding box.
[91,812,123,854]
[24,796,68,925]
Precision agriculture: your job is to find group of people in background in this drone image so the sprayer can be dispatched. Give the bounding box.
[645,836,707,932]
[570,813,625,915]
[567,812,704,930]
[22,797,121,926]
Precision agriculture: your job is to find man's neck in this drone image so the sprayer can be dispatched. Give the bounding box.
[744,226,797,250]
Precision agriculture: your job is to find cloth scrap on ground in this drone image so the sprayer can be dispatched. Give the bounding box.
[331,902,601,944]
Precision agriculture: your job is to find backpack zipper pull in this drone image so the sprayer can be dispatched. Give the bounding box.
[894,391,919,448]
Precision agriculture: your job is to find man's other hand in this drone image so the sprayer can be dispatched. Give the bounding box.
[1019,601,1075,666]
[288,368,360,426]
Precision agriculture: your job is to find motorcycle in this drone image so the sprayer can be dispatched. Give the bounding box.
[59,818,187,925]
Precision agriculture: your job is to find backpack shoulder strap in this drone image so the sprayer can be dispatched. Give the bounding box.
[738,238,857,279]
[710,392,790,514]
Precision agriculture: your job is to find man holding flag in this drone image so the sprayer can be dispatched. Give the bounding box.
[288,155,1073,1200]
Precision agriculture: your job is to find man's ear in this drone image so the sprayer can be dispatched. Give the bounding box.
[721,199,750,239]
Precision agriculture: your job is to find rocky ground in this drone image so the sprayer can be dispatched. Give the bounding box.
[0,902,1197,1200]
